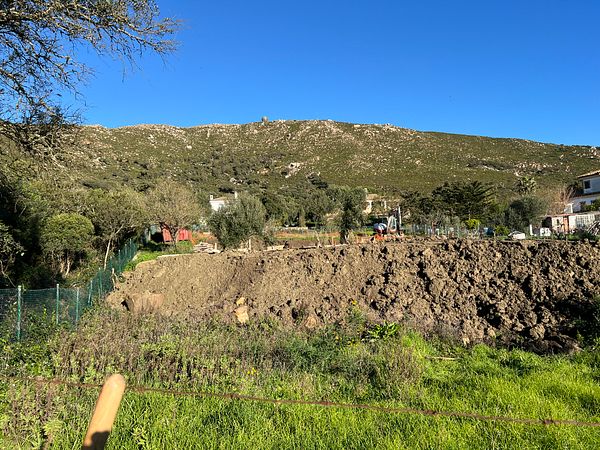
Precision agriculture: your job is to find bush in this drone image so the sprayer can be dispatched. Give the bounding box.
[464,219,481,231]
[505,196,546,231]
[208,194,266,249]
[494,225,510,236]
[40,213,94,277]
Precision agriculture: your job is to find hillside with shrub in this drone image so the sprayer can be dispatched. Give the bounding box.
[13,120,599,195]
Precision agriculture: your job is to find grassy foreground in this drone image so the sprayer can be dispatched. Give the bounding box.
[1,309,600,449]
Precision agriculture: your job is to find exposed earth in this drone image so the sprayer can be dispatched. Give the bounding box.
[109,239,600,353]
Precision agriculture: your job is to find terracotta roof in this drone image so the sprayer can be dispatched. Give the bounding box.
[577,169,600,179]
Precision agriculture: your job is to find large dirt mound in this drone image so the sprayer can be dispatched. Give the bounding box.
[109,240,600,353]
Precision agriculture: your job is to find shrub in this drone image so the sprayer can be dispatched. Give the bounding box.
[40,213,94,277]
[464,218,481,232]
[494,225,510,236]
[208,195,266,249]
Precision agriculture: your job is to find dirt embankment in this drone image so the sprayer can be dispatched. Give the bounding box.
[109,240,600,353]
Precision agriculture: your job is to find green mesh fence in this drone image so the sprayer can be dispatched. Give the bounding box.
[0,239,137,342]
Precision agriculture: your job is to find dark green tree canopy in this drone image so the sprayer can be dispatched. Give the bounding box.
[505,196,547,231]
[431,181,495,221]
[84,188,147,267]
[338,187,366,243]
[40,212,94,276]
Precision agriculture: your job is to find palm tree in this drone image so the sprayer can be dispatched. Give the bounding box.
[516,176,537,196]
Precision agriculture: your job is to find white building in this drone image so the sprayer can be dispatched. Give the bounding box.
[567,170,600,213]
[543,211,599,233]
[209,192,238,212]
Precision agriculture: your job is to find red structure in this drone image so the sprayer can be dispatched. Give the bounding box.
[162,227,192,243]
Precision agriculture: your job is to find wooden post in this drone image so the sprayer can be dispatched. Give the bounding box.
[82,374,126,450]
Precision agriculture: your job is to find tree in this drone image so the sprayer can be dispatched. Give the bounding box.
[208,195,266,249]
[0,0,178,153]
[303,189,335,226]
[505,196,547,232]
[84,188,147,268]
[545,184,575,214]
[516,176,537,196]
[0,220,23,286]
[147,180,201,245]
[40,213,94,277]
[262,191,298,226]
[338,188,366,244]
[464,218,481,233]
[432,181,495,221]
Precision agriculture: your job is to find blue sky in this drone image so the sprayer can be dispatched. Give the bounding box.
[76,0,600,145]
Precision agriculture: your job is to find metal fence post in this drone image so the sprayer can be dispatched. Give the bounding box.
[56,284,60,325]
[88,280,93,307]
[76,287,80,325]
[16,285,22,341]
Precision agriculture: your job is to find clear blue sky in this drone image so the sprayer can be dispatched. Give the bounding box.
[76,0,600,146]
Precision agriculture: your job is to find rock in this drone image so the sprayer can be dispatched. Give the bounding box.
[529,324,545,340]
[122,291,164,313]
[234,305,249,324]
[304,314,318,329]
[236,297,246,306]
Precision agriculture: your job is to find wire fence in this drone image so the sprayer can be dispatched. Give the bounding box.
[3,374,600,429]
[0,239,137,342]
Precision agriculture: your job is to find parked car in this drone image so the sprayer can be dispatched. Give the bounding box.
[508,231,526,240]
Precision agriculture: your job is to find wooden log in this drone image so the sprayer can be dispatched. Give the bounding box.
[82,374,126,450]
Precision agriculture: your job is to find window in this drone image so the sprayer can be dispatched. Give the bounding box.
[583,180,591,190]
[576,215,594,227]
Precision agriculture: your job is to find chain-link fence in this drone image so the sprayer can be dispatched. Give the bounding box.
[0,239,137,342]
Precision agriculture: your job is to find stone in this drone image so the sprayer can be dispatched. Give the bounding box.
[234,305,249,324]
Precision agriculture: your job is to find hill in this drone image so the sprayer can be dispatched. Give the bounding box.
[19,120,600,195]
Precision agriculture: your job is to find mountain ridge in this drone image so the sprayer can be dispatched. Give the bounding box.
[23,120,600,196]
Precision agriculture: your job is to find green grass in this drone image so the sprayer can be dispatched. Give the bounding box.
[1,309,599,448]
[124,241,193,271]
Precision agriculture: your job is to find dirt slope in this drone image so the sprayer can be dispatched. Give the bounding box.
[109,239,600,352]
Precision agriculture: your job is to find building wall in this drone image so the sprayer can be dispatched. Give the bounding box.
[570,193,600,212]
[582,175,600,195]
[209,200,227,212]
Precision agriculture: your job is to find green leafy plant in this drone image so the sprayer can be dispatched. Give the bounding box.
[494,225,510,236]
[364,322,400,341]
[464,218,481,232]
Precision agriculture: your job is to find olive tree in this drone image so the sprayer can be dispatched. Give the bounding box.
[505,196,547,232]
[208,195,266,249]
[0,0,178,153]
[337,187,366,244]
[40,213,94,277]
[147,180,202,245]
[85,188,147,268]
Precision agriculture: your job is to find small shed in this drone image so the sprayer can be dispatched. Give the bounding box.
[542,212,599,233]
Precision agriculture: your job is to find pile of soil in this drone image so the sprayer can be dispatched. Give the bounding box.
[109,239,600,353]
